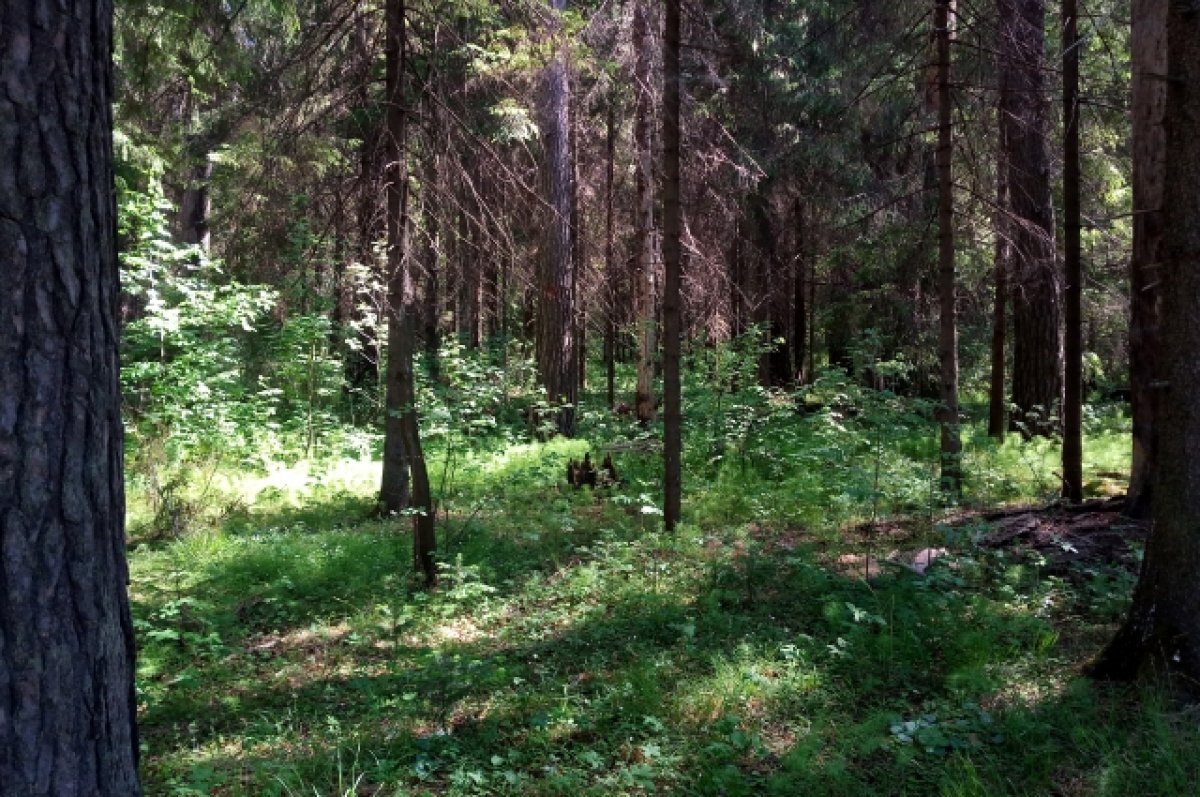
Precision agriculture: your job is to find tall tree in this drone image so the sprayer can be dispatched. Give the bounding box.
[935,0,962,498]
[1125,0,1166,519]
[662,0,682,530]
[1090,0,1200,682]
[999,0,1062,436]
[0,1,142,791]
[537,0,578,436]
[380,0,436,585]
[1061,0,1083,501]
[632,0,660,425]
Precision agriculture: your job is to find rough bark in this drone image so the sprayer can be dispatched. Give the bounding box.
[537,0,578,436]
[935,0,962,499]
[0,1,143,792]
[1061,0,1083,502]
[999,0,1062,436]
[663,0,682,531]
[1090,3,1200,683]
[633,0,659,425]
[1125,0,1166,519]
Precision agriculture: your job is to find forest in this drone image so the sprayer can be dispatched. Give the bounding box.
[3,0,1200,794]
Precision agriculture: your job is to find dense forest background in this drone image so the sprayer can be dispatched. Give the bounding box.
[81,0,1200,792]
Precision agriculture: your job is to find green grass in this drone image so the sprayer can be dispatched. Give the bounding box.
[129,387,1199,796]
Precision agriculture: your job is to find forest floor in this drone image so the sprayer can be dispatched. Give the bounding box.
[127,397,1200,796]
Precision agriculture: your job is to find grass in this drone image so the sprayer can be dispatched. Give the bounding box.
[129,382,1200,796]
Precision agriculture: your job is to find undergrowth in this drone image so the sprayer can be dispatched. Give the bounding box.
[128,351,1194,796]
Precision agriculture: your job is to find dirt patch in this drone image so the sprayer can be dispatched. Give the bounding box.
[974,498,1147,576]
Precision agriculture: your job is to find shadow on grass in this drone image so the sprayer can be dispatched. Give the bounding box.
[135,489,1200,796]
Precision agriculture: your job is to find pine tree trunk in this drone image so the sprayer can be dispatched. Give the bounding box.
[663,0,682,531]
[1061,0,1084,502]
[1125,0,1166,519]
[0,2,143,791]
[999,0,1062,436]
[988,89,1010,438]
[935,0,962,498]
[1090,3,1200,682]
[633,0,659,425]
[537,0,578,437]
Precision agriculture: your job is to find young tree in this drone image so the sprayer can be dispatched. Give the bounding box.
[662,0,682,530]
[1125,0,1166,519]
[1090,0,1200,683]
[935,0,962,499]
[0,1,142,791]
[380,0,436,585]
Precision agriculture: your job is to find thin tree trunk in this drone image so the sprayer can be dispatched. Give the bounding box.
[988,90,1011,438]
[1090,3,1200,682]
[1125,0,1166,519]
[381,0,436,585]
[0,1,142,791]
[1061,0,1083,501]
[663,0,682,530]
[935,0,962,498]
[605,101,618,409]
[633,0,659,424]
[793,199,808,386]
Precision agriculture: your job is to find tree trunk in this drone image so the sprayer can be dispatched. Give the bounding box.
[633,0,659,425]
[1090,3,1200,683]
[988,88,1011,439]
[604,100,618,409]
[380,0,436,585]
[793,199,808,386]
[935,0,962,499]
[663,0,682,531]
[999,0,1062,437]
[536,0,578,436]
[1125,0,1166,519]
[0,2,143,791]
[1061,0,1083,502]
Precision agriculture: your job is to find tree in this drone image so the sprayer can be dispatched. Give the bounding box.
[1061,0,1083,501]
[1125,0,1166,519]
[1090,0,1200,683]
[632,0,660,425]
[934,0,962,499]
[537,0,578,437]
[380,0,436,585]
[999,0,1062,437]
[0,1,143,792]
[662,0,682,530]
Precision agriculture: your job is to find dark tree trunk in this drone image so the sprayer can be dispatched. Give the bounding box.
[178,157,213,251]
[1125,0,1166,519]
[604,101,618,409]
[1061,0,1083,501]
[663,0,682,531]
[380,0,435,584]
[793,199,808,386]
[988,89,1011,439]
[421,152,442,380]
[1090,3,1200,683]
[935,0,962,499]
[537,0,578,437]
[999,0,1062,436]
[0,1,142,792]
